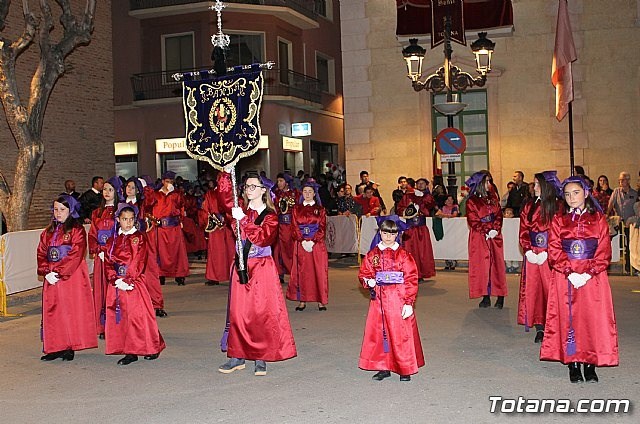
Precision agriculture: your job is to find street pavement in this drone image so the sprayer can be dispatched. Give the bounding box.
[1,256,639,423]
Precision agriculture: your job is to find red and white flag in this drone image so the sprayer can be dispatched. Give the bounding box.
[552,0,577,121]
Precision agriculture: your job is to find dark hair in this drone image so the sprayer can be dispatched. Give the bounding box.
[528,173,559,225]
[406,178,415,188]
[595,175,609,192]
[472,171,498,198]
[445,194,457,204]
[562,181,598,214]
[276,173,285,180]
[47,196,81,234]
[360,170,369,178]
[379,219,398,234]
[432,175,444,187]
[397,176,407,183]
[515,171,524,179]
[392,189,404,204]
[416,178,429,185]
[507,181,515,188]
[574,165,585,175]
[91,176,104,186]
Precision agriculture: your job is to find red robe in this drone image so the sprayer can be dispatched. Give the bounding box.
[200,187,235,282]
[287,202,329,305]
[517,200,558,328]
[146,189,190,278]
[183,194,207,254]
[88,205,116,334]
[466,193,507,298]
[219,172,297,361]
[136,192,164,309]
[273,187,299,276]
[540,210,619,366]
[396,189,436,279]
[358,244,424,375]
[104,230,165,355]
[37,225,97,354]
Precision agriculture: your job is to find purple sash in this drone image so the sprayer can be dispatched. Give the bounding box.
[97,229,113,246]
[561,238,597,260]
[279,214,292,224]
[299,223,319,239]
[529,231,548,248]
[375,271,404,285]
[406,215,426,228]
[247,245,272,258]
[160,216,180,227]
[114,263,128,277]
[480,213,495,223]
[47,245,72,262]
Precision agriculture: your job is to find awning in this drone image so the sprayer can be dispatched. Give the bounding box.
[396,0,513,37]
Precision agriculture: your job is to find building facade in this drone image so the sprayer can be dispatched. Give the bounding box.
[113,0,344,181]
[341,0,640,206]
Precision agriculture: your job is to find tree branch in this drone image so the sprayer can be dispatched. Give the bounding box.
[0,170,11,197]
[10,1,38,57]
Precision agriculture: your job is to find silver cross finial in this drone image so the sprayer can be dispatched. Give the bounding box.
[210,1,230,49]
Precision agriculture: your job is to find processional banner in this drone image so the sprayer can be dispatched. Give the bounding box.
[182,65,264,170]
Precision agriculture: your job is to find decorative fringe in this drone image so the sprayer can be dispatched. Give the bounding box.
[566,328,576,356]
[220,326,229,352]
[115,289,121,324]
[100,308,106,326]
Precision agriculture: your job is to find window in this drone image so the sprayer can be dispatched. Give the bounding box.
[278,39,292,85]
[162,32,195,73]
[315,53,335,94]
[114,141,138,180]
[432,90,489,188]
[314,0,333,20]
[226,32,264,67]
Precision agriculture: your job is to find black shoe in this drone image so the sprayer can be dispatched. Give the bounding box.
[318,305,327,311]
[295,303,306,311]
[534,331,544,343]
[98,333,105,340]
[205,280,219,286]
[372,370,391,381]
[568,362,584,383]
[279,276,285,284]
[144,353,159,361]
[494,296,504,309]
[443,266,450,270]
[40,351,62,361]
[117,354,138,365]
[583,364,598,383]
[176,277,186,286]
[478,295,491,308]
[61,350,74,361]
[400,375,411,381]
[159,277,166,286]
[155,308,168,317]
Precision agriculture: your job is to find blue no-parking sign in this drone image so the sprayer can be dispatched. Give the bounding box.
[435,127,467,155]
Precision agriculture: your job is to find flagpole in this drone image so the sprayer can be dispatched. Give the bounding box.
[568,102,575,176]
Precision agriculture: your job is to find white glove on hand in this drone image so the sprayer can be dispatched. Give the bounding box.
[301,240,314,253]
[568,272,587,289]
[401,304,414,319]
[115,278,134,291]
[366,278,376,288]
[580,273,592,283]
[98,251,105,262]
[536,251,548,265]
[413,190,424,197]
[45,272,59,285]
[487,229,498,239]
[223,165,234,174]
[231,207,246,221]
[524,250,537,264]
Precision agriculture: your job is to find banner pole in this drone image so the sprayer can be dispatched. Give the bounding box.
[568,102,575,176]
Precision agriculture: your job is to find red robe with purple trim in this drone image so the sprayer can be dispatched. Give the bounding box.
[104,230,165,356]
[200,186,235,282]
[358,244,424,375]
[396,189,436,279]
[37,225,97,354]
[466,192,507,298]
[88,205,115,334]
[219,172,297,361]
[540,210,619,366]
[273,187,299,276]
[287,202,329,305]
[146,189,190,278]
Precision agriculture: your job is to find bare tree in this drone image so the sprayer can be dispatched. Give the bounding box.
[0,0,96,231]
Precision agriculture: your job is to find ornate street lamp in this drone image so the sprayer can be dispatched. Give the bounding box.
[401,16,495,197]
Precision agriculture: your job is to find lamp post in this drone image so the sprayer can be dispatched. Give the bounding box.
[402,16,495,198]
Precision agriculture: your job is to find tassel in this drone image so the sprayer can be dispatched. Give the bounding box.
[115,289,121,324]
[100,308,106,326]
[566,328,576,356]
[524,323,530,333]
[382,328,390,353]
[220,325,229,352]
[369,287,376,300]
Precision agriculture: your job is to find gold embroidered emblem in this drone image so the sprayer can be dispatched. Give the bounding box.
[372,255,380,267]
[132,237,139,245]
[63,233,70,242]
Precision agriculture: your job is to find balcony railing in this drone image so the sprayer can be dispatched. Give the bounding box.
[129,0,321,21]
[130,67,322,104]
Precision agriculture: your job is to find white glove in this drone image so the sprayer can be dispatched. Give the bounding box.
[536,251,548,265]
[401,304,414,319]
[301,240,314,253]
[580,273,592,283]
[524,250,537,264]
[487,229,498,239]
[98,251,105,262]
[413,190,424,197]
[231,207,246,221]
[223,165,234,174]
[115,278,134,291]
[366,278,376,288]
[45,272,59,285]
[568,272,587,289]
